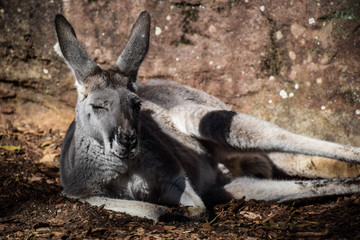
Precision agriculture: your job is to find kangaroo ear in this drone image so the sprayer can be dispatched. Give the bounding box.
[116,11,151,78]
[54,14,99,84]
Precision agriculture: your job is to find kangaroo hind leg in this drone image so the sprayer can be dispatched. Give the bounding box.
[171,106,360,164]
[224,177,360,202]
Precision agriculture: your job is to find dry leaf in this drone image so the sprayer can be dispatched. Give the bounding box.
[40,140,54,148]
[29,176,43,182]
[240,211,262,220]
[38,153,59,167]
[163,226,176,231]
[0,145,20,151]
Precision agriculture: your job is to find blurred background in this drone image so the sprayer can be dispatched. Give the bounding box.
[0,0,359,146]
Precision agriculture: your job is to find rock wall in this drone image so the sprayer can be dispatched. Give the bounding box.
[1,0,359,148]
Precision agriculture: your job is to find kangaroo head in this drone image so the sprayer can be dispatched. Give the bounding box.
[55,12,150,159]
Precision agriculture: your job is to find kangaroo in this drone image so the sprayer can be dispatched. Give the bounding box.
[55,11,360,221]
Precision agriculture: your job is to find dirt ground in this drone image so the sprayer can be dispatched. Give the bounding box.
[1,126,360,239]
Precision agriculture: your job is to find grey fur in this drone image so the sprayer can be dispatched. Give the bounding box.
[56,12,360,221]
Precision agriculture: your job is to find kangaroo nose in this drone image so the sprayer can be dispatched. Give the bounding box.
[113,129,138,158]
[118,131,138,152]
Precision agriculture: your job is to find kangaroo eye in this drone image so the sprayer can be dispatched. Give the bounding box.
[91,104,107,111]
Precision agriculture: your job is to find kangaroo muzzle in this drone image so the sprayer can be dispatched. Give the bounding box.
[112,128,138,159]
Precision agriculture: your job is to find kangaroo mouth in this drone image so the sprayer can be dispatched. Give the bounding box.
[111,139,140,159]
[116,148,140,159]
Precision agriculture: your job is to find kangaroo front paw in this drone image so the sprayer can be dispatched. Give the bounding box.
[157,205,207,222]
[179,205,207,220]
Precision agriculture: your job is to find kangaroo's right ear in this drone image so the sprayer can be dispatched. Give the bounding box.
[54,14,100,85]
[116,11,151,78]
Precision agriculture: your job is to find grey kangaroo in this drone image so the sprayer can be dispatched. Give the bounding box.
[56,11,360,221]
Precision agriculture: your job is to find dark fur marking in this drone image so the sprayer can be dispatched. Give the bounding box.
[199,110,236,143]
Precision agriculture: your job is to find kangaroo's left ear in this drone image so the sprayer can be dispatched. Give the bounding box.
[116,11,151,79]
[54,14,100,85]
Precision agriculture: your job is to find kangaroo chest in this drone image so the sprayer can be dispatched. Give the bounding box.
[106,173,152,201]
